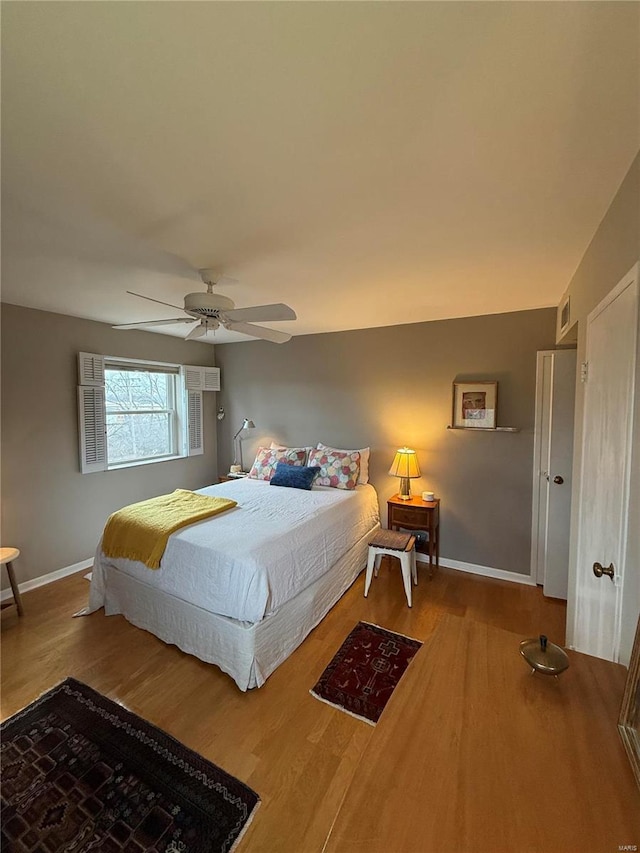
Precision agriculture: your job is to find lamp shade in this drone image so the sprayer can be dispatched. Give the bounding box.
[388,447,421,479]
[234,418,256,440]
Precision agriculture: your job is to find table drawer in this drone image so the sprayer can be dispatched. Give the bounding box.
[391,506,428,527]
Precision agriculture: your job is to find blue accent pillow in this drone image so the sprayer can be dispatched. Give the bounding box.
[270,462,321,491]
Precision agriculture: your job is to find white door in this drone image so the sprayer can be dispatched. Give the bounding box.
[531,350,576,598]
[573,265,638,662]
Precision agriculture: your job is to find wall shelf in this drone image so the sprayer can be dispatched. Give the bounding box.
[447,426,520,433]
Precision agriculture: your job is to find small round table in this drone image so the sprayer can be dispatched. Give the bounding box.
[0,547,24,616]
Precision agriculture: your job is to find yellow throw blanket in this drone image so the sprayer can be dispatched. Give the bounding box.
[102,489,237,569]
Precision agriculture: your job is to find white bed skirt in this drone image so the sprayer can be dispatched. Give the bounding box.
[102,522,380,691]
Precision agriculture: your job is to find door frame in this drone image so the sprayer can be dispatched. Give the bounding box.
[531,350,554,585]
[571,262,639,662]
[530,349,576,589]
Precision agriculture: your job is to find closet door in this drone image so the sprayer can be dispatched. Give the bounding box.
[531,349,576,599]
[573,266,638,662]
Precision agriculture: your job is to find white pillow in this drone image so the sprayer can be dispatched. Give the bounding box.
[317,442,370,484]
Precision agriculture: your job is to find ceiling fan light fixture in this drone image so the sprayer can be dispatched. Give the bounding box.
[185,323,207,340]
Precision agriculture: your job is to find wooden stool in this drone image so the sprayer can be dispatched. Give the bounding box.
[365,529,417,607]
[1,547,24,616]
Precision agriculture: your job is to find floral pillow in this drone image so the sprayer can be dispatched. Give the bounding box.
[269,442,313,464]
[317,442,370,484]
[248,447,307,481]
[307,448,361,490]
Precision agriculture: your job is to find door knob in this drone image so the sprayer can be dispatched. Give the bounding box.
[593,562,615,581]
[553,475,564,484]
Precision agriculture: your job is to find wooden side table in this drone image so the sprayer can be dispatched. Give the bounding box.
[0,547,24,616]
[218,474,249,483]
[387,495,440,575]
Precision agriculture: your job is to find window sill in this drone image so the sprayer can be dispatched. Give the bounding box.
[108,454,186,472]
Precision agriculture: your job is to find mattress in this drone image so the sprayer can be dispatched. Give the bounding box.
[101,524,379,690]
[85,478,380,623]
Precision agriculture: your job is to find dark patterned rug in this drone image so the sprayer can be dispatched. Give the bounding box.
[1,678,259,853]
[310,621,422,725]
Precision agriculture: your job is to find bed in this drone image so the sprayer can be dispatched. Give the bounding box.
[81,477,380,690]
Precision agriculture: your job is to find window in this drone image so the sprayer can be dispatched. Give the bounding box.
[104,362,179,466]
[78,353,219,473]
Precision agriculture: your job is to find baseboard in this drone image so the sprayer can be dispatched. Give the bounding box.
[0,558,93,602]
[3,552,534,602]
[416,553,536,586]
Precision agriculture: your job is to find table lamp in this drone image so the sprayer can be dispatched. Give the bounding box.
[389,446,421,500]
[233,418,256,472]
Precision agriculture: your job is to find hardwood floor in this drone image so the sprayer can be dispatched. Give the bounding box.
[324,614,640,853]
[2,562,636,852]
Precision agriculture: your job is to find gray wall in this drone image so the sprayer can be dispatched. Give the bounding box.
[556,153,640,345]
[215,307,557,575]
[1,303,219,587]
[557,152,640,665]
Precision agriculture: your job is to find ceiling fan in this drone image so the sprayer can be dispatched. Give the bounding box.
[113,269,296,343]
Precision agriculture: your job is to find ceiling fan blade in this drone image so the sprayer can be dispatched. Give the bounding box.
[223,303,297,323]
[113,318,196,330]
[185,323,207,340]
[225,321,292,344]
[126,291,184,310]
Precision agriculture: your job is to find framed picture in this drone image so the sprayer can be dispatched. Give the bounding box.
[452,381,498,430]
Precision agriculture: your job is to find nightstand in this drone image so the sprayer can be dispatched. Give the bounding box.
[387,495,440,574]
[218,473,248,483]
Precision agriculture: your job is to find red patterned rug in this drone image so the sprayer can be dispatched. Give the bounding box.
[310,622,422,725]
[1,678,259,852]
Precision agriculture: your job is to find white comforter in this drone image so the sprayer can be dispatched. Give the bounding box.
[84,478,380,623]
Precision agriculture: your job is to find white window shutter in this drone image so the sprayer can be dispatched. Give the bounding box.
[183,366,220,391]
[78,386,107,473]
[78,352,105,386]
[184,366,204,390]
[187,390,204,456]
[203,367,221,391]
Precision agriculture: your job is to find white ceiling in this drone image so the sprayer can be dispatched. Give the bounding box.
[2,2,639,344]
